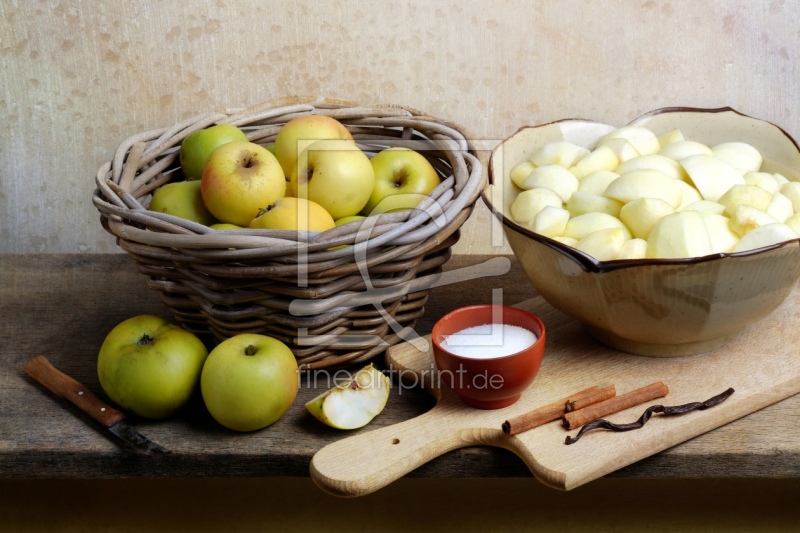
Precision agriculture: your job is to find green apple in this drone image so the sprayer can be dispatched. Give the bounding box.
[335,215,366,227]
[249,196,335,232]
[179,124,249,181]
[201,141,286,226]
[290,139,374,220]
[149,180,217,225]
[363,148,440,216]
[274,114,354,179]
[201,334,299,432]
[97,315,208,419]
[305,364,390,430]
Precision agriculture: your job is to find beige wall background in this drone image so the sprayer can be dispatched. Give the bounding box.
[1,0,798,254]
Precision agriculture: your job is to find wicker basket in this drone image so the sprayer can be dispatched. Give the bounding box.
[92,96,485,370]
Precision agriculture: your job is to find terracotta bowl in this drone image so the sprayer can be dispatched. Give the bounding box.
[431,305,546,409]
[482,107,800,357]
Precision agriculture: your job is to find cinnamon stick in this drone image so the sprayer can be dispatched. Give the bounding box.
[502,385,613,436]
[562,381,669,430]
[565,384,617,412]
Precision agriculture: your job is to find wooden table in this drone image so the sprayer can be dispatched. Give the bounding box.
[2,254,799,481]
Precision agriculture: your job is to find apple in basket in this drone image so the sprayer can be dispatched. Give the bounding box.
[97,315,209,419]
[362,147,441,216]
[201,141,286,227]
[274,114,354,179]
[305,364,390,429]
[249,196,336,232]
[148,180,218,226]
[179,123,249,181]
[289,139,375,220]
[201,334,299,432]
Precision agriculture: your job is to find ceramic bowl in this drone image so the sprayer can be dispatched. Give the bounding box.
[431,305,546,409]
[482,107,800,357]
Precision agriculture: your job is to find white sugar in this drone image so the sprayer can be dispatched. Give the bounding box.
[441,323,537,359]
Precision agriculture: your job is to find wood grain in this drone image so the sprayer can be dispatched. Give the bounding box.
[2,254,800,483]
[310,290,800,496]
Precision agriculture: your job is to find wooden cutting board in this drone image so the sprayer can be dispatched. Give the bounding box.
[310,294,800,497]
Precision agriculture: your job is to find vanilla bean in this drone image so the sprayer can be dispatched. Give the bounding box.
[564,387,735,445]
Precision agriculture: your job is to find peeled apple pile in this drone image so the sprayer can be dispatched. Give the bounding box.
[508,126,800,260]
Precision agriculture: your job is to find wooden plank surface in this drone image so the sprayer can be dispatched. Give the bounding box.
[2,253,799,480]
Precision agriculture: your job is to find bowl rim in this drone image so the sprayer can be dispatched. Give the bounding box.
[482,106,800,273]
[431,304,546,362]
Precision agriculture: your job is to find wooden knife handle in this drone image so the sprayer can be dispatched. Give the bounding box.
[24,356,126,428]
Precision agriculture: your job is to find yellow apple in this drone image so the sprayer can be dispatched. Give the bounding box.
[148,180,217,226]
[209,223,242,230]
[249,196,335,232]
[290,139,374,220]
[274,114,354,179]
[179,124,249,181]
[363,147,440,216]
[201,141,286,227]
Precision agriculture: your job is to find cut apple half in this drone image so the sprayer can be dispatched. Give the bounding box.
[305,364,390,430]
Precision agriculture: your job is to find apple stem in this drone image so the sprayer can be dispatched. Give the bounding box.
[137,334,155,346]
[244,345,257,356]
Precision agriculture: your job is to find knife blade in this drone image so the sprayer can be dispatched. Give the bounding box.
[24,355,170,454]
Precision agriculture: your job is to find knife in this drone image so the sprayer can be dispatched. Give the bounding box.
[24,355,170,454]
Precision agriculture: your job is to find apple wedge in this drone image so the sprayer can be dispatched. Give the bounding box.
[680,154,745,202]
[711,142,763,173]
[514,164,579,202]
[530,141,590,168]
[732,223,798,253]
[305,364,390,430]
[598,126,661,156]
[569,145,619,179]
[646,210,714,259]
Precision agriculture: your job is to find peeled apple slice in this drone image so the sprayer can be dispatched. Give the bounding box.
[564,212,631,240]
[680,154,746,202]
[569,145,619,179]
[646,211,714,259]
[530,141,590,168]
[729,204,780,238]
[566,191,623,217]
[603,170,683,209]
[305,364,390,430]
[531,205,570,238]
[616,238,648,260]
[515,164,579,202]
[577,170,619,196]
[658,140,713,161]
[732,223,798,253]
[510,187,563,225]
[711,142,763,173]
[598,126,661,156]
[616,154,688,182]
[576,227,627,261]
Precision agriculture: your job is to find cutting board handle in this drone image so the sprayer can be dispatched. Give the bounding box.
[310,401,469,497]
